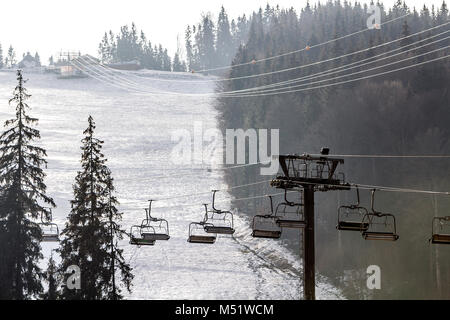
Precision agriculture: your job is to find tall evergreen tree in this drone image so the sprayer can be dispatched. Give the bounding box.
[58,116,132,300]
[0,70,55,299]
[41,252,59,300]
[6,46,16,68]
[34,53,41,67]
[216,6,233,67]
[172,52,186,72]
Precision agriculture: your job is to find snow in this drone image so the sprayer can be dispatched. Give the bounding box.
[0,70,343,300]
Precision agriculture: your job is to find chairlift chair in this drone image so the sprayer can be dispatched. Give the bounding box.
[203,190,235,235]
[430,216,450,244]
[139,200,170,241]
[361,190,399,241]
[337,186,369,231]
[39,209,60,242]
[252,196,282,239]
[188,206,217,244]
[129,225,155,246]
[274,189,305,228]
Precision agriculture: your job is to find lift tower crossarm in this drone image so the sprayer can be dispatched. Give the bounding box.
[270,150,349,300]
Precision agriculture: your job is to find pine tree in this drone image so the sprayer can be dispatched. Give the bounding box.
[0,70,55,299]
[58,116,132,300]
[185,25,195,71]
[41,252,59,300]
[7,46,16,68]
[98,32,111,63]
[216,6,233,67]
[172,52,185,72]
[34,52,41,67]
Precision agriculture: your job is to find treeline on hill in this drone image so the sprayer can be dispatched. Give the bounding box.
[185,6,252,72]
[97,6,253,73]
[216,1,450,299]
[0,71,132,300]
[0,44,41,69]
[98,23,175,71]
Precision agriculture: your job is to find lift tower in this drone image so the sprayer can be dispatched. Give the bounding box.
[270,148,350,300]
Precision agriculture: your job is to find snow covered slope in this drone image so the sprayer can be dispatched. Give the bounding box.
[0,70,342,299]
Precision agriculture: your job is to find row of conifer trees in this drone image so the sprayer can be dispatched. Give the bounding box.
[0,70,133,300]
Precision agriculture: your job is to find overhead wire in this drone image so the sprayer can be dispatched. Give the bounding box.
[78,20,449,90]
[72,50,450,98]
[195,13,412,73]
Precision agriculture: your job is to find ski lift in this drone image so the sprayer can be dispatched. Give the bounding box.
[203,190,235,235]
[430,216,450,245]
[140,200,170,241]
[188,204,217,244]
[274,189,305,228]
[252,195,282,239]
[39,209,59,242]
[361,189,399,241]
[337,186,369,231]
[188,223,217,244]
[129,225,155,246]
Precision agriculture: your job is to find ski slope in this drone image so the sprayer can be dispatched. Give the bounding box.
[0,70,342,299]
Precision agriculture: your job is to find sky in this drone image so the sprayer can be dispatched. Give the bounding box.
[0,0,445,64]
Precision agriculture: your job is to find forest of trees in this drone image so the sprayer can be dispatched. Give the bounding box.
[1,1,449,300]
[97,6,252,73]
[216,0,450,299]
[98,23,176,71]
[0,71,132,299]
[185,6,252,72]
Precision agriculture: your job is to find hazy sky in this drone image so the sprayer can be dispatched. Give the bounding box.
[0,0,445,63]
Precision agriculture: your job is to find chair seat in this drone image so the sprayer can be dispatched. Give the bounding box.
[252,230,281,239]
[276,219,306,229]
[204,226,235,235]
[42,235,60,242]
[432,234,450,244]
[337,221,369,231]
[142,233,170,241]
[188,235,216,244]
[363,231,399,241]
[130,238,155,246]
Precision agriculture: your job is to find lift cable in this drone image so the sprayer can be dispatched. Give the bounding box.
[121,180,450,213]
[217,53,450,98]
[72,48,449,98]
[310,153,450,159]
[220,45,450,96]
[78,26,450,96]
[78,20,449,89]
[222,31,450,94]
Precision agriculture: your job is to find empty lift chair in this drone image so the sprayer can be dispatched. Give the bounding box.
[39,209,60,242]
[187,204,217,244]
[337,185,369,231]
[252,195,282,239]
[129,225,156,246]
[430,216,450,244]
[361,189,399,241]
[203,190,235,235]
[140,200,170,241]
[274,189,305,228]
